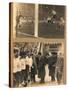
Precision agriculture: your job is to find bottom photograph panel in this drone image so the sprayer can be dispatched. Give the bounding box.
[12,42,65,87]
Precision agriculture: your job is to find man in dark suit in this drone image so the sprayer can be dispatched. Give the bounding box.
[31,54,37,83]
[47,52,57,81]
[36,52,46,83]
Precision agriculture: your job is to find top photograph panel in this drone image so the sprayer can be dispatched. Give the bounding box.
[12,3,66,38]
[38,4,66,38]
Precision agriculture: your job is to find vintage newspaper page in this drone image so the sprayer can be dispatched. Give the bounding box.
[9,3,66,87]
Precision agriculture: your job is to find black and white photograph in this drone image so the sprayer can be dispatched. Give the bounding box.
[12,42,65,87]
[9,2,66,88]
[0,0,67,90]
[38,4,66,38]
[12,3,66,38]
[13,3,35,38]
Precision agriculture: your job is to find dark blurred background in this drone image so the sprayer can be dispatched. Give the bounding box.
[38,4,66,38]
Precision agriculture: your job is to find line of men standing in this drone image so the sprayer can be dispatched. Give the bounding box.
[13,46,64,87]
